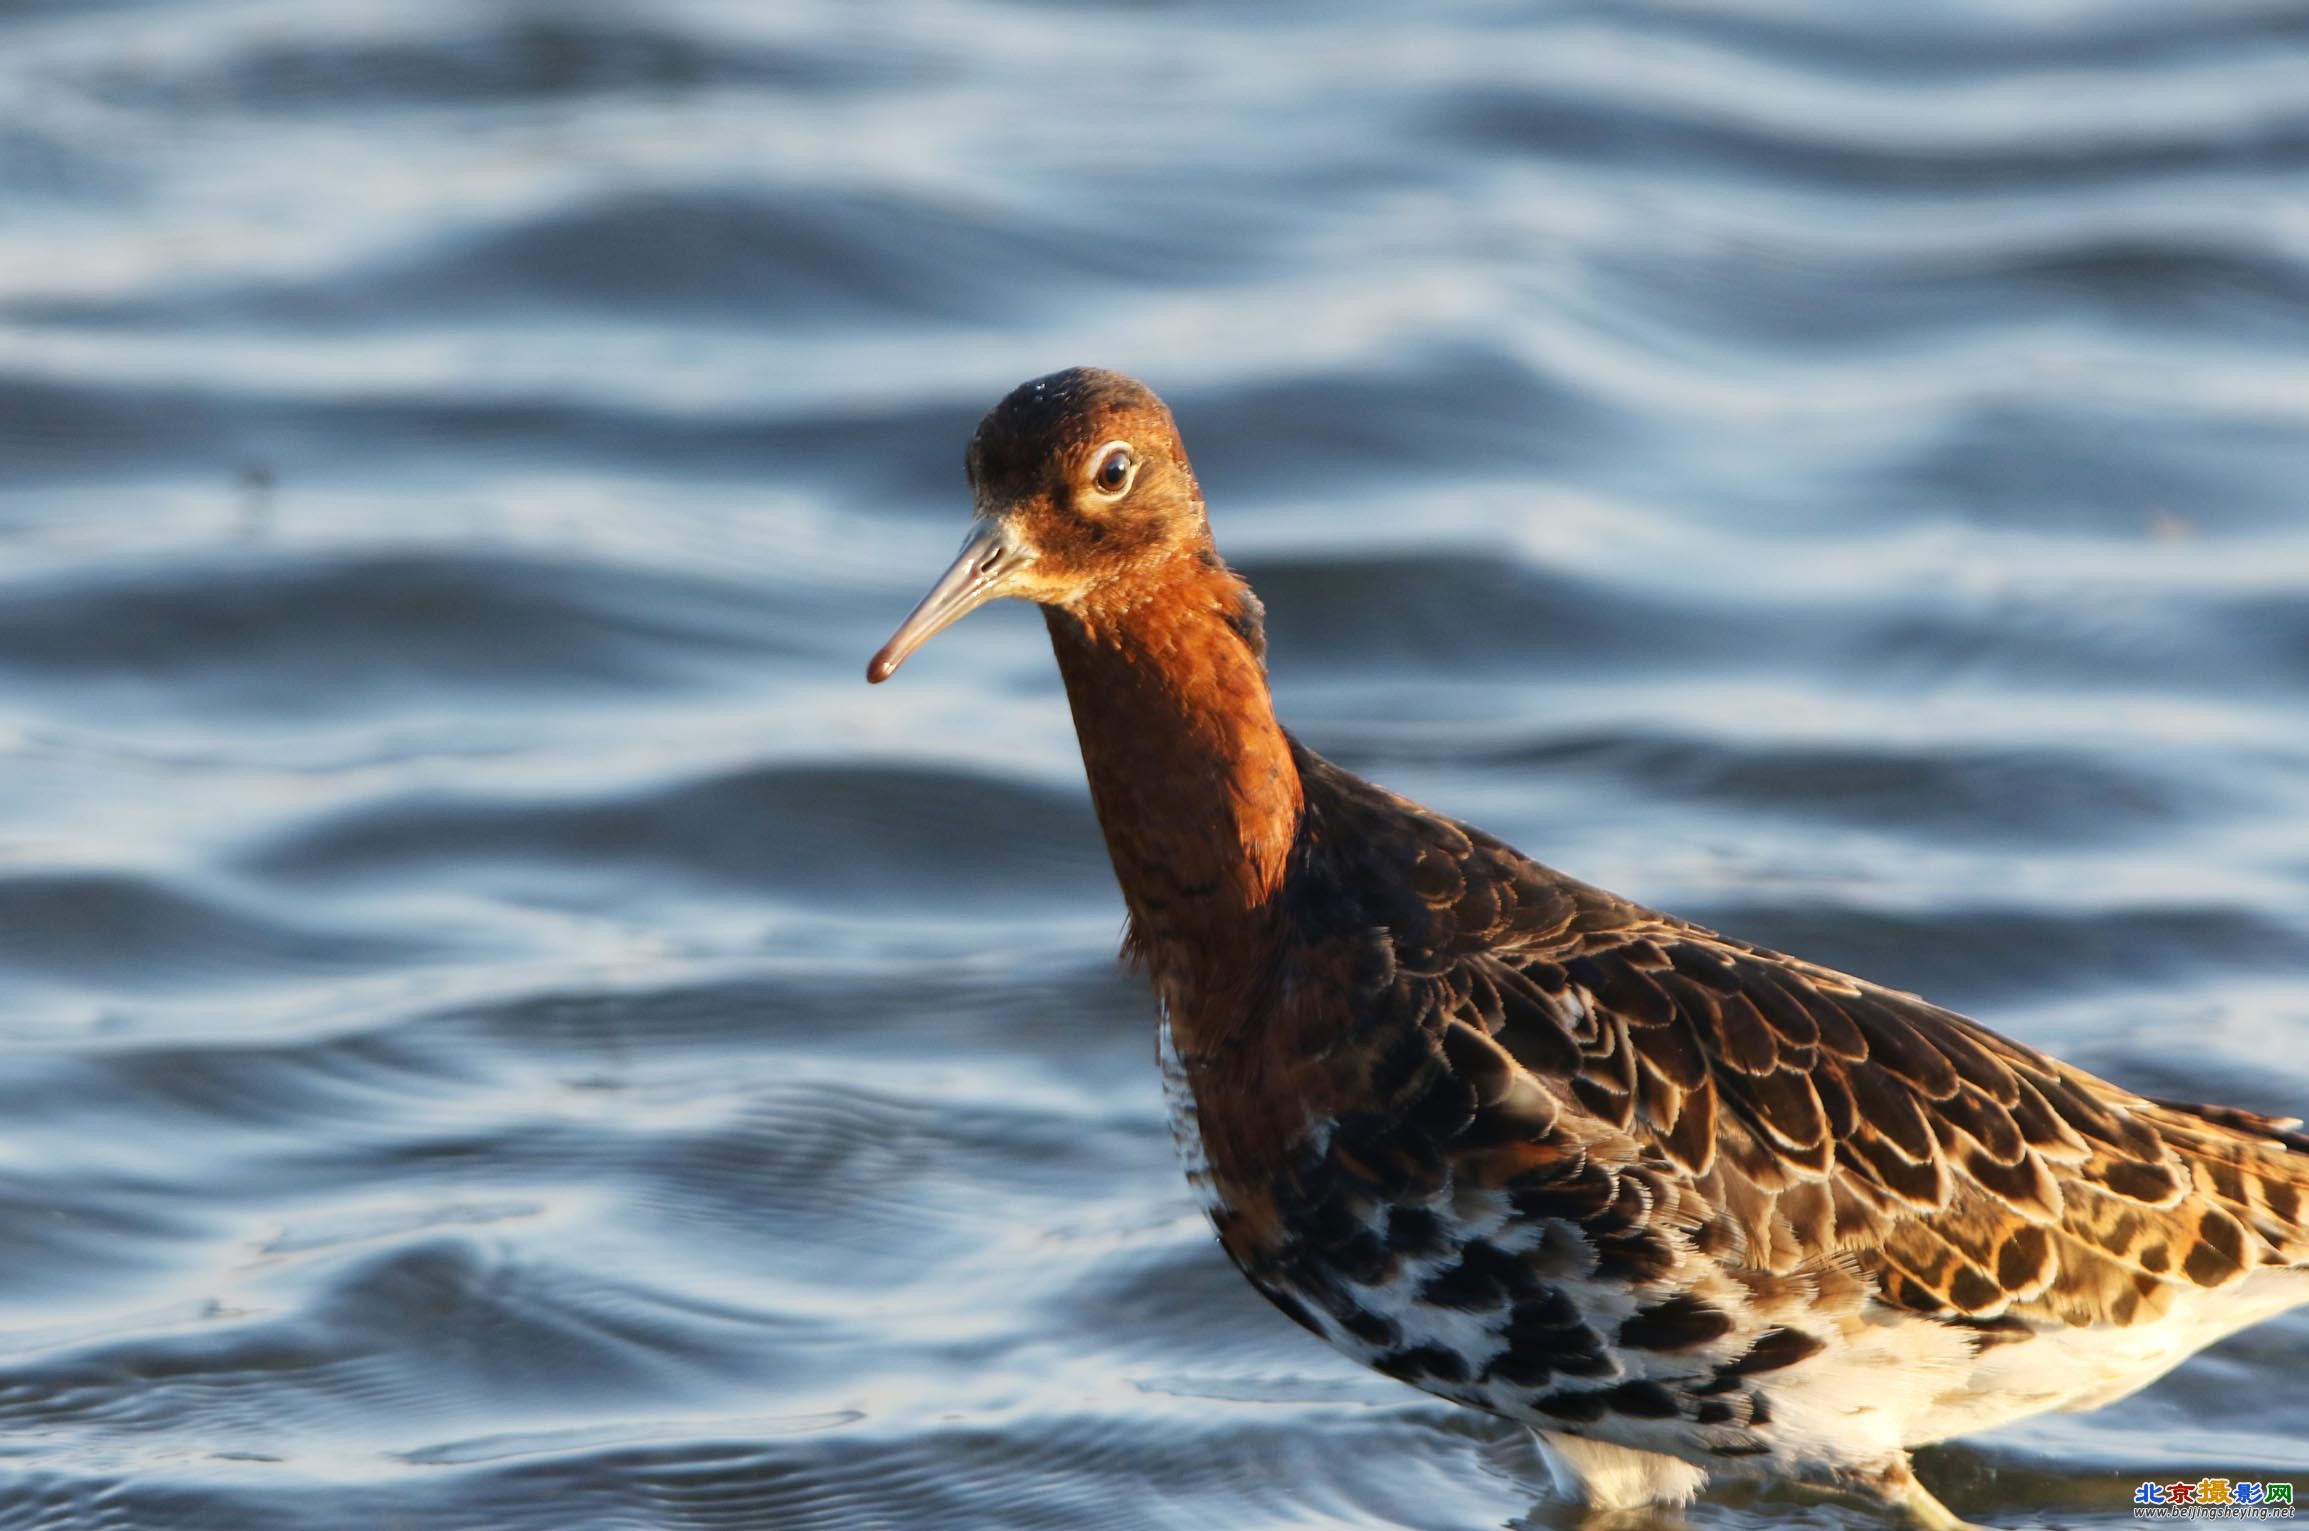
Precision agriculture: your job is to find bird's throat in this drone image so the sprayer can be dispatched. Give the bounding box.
[1043,557,1303,998]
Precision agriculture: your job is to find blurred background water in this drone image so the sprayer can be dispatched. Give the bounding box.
[0,1,2305,1527]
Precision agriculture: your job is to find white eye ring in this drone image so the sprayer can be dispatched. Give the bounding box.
[1086,440,1137,499]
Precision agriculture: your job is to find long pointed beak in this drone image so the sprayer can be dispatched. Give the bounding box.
[866,521,1025,683]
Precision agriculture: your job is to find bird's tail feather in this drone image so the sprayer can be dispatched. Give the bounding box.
[2143,1097,2309,1268]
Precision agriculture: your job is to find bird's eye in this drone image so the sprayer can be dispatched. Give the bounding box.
[1089,443,1136,497]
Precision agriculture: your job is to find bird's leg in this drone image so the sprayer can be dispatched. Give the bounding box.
[1845,1456,2000,1531]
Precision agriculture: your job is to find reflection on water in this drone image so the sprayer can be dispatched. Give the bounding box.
[0,1,2305,1527]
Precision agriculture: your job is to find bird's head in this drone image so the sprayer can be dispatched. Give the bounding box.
[867,367,1211,683]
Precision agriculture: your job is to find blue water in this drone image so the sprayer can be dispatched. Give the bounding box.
[0,2,2305,1527]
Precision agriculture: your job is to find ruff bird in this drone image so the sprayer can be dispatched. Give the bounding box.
[868,367,2309,1527]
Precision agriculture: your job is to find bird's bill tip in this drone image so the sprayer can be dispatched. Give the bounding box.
[865,521,1019,684]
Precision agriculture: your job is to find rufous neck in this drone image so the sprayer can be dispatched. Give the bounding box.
[1043,554,1302,978]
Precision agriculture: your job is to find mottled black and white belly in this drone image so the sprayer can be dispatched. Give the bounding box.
[1163,1029,1754,1440]
[1155,1016,1227,1223]
[1154,1019,1790,1453]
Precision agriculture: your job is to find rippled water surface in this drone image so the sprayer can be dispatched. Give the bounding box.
[2,2,2307,1527]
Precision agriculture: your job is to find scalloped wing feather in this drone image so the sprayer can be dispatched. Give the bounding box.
[1292,749,2309,1332]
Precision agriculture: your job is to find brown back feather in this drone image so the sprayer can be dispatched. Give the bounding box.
[1288,743,2309,1329]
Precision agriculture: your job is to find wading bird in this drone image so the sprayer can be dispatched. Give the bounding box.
[868,367,2309,1528]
